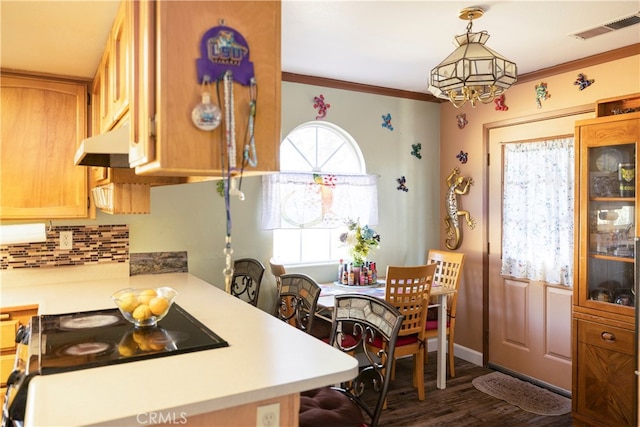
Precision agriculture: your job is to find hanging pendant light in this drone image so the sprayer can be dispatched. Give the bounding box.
[428,7,517,108]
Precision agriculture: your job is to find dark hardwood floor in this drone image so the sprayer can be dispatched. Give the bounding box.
[377,354,573,426]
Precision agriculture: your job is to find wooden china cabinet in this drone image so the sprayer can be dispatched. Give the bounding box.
[573,94,640,427]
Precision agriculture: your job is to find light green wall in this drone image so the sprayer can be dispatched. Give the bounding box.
[55,82,441,313]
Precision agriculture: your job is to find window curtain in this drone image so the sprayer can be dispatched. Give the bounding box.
[262,172,378,229]
[501,137,574,286]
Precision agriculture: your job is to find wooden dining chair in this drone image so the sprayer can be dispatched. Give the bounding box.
[275,273,321,334]
[299,294,404,427]
[230,258,265,307]
[268,258,286,294]
[423,249,465,377]
[370,264,435,401]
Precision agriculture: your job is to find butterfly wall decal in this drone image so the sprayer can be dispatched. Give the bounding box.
[397,176,408,192]
[411,143,422,159]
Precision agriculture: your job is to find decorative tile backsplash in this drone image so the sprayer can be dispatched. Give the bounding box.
[130,252,188,276]
[0,225,129,270]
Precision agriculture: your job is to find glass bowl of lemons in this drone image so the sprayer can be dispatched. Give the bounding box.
[111,287,178,327]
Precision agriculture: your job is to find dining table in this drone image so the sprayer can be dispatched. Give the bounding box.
[317,279,456,390]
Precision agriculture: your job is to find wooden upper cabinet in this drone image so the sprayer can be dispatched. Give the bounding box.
[0,75,88,219]
[94,0,130,134]
[129,0,281,177]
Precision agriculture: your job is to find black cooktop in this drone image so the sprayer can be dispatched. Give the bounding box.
[32,304,228,375]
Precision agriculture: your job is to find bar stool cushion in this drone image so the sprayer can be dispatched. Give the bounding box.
[299,386,365,427]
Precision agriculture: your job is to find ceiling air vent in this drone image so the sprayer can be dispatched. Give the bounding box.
[572,12,640,40]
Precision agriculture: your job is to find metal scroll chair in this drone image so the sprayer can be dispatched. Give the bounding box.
[423,249,465,377]
[275,273,321,334]
[230,258,265,307]
[370,264,436,401]
[299,294,404,427]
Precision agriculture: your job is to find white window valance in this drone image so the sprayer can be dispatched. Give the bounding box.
[262,172,378,229]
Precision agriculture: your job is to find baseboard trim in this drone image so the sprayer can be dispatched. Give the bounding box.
[425,338,483,367]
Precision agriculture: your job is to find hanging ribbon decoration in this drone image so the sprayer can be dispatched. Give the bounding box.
[224,70,237,172]
[196,22,256,294]
[223,70,236,293]
[243,78,258,168]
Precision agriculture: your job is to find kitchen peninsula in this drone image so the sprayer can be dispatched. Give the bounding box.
[1,270,358,426]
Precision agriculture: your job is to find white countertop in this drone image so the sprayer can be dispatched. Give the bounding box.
[1,270,358,426]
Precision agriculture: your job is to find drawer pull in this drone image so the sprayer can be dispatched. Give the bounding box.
[0,314,9,320]
[600,331,616,342]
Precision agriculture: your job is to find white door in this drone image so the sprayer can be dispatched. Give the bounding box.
[487,111,591,392]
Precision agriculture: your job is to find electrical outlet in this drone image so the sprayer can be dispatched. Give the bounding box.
[256,403,279,427]
[60,231,73,250]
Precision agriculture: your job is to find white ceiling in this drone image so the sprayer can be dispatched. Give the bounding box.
[1,1,639,95]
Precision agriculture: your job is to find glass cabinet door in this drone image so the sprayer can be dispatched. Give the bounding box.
[586,143,636,310]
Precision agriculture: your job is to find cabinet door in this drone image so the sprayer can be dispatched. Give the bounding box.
[97,52,112,133]
[0,76,88,219]
[577,115,640,318]
[129,0,155,167]
[130,0,281,176]
[110,0,129,126]
[95,0,129,134]
[575,319,636,426]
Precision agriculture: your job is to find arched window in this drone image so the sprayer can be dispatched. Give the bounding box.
[280,121,366,173]
[264,121,376,264]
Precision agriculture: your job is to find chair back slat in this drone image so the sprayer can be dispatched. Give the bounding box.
[385,264,437,337]
[426,250,465,313]
[422,250,465,377]
[276,273,321,334]
[231,258,265,307]
[330,294,404,427]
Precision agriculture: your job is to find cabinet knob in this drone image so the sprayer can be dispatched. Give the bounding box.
[600,331,616,342]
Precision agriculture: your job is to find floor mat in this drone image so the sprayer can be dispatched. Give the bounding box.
[472,371,571,416]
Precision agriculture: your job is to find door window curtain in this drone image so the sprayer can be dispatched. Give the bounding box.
[262,172,378,229]
[501,137,574,286]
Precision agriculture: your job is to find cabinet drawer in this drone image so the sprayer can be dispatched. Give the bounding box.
[577,319,634,355]
[0,354,15,385]
[0,321,18,351]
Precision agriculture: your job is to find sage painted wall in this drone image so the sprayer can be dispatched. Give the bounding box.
[43,82,441,314]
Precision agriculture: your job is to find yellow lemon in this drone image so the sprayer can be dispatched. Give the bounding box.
[148,341,165,351]
[118,292,139,313]
[132,304,151,321]
[117,343,136,357]
[132,330,146,344]
[137,289,157,305]
[149,296,170,315]
[148,333,166,351]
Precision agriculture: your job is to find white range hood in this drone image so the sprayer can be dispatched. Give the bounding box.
[74,124,130,168]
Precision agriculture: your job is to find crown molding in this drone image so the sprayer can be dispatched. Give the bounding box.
[515,43,640,85]
[282,43,640,102]
[281,72,442,103]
